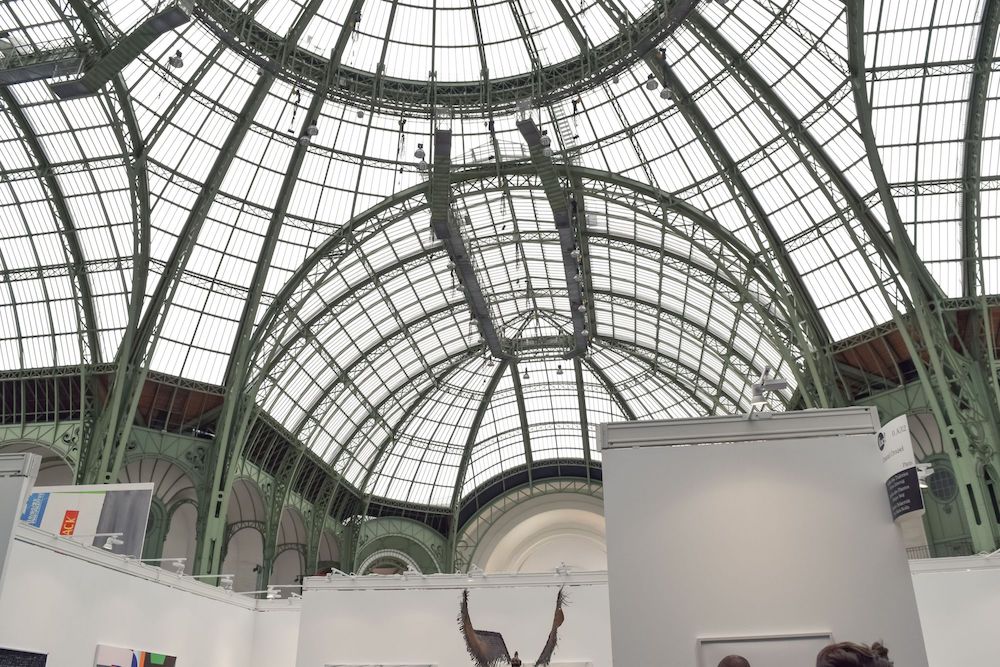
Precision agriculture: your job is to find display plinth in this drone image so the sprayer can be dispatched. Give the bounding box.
[598,407,929,667]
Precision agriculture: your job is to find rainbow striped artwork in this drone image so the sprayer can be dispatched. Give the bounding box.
[94,645,177,667]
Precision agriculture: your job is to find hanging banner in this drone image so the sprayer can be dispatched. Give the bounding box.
[20,483,153,558]
[878,415,925,521]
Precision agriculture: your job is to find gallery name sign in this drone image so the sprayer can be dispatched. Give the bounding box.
[877,415,924,522]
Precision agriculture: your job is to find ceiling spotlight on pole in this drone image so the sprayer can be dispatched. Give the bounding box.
[540,132,551,148]
[660,88,674,100]
[167,49,183,69]
[103,535,125,551]
[645,74,658,91]
[523,369,529,380]
[414,144,426,160]
[556,364,564,376]
[748,366,788,416]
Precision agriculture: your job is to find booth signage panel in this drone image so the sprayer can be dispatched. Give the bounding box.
[20,483,153,558]
[878,415,925,521]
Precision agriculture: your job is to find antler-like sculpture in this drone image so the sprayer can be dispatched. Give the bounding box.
[458,587,567,667]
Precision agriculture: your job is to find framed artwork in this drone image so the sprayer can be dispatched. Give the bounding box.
[94,644,177,667]
[0,647,47,667]
[697,632,833,667]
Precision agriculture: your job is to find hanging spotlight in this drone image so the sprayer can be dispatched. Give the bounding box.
[418,159,428,171]
[557,364,564,376]
[167,49,183,69]
[611,74,620,84]
[356,109,365,119]
[540,132,551,147]
[660,88,674,100]
[645,74,658,91]
[414,143,426,160]
[577,303,586,313]
[570,247,581,259]
[581,328,589,336]
[304,121,319,137]
[102,535,124,551]
[542,147,553,158]
[523,369,529,380]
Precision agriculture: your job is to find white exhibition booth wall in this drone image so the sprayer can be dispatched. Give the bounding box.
[599,408,930,667]
[0,524,1000,665]
[296,572,611,667]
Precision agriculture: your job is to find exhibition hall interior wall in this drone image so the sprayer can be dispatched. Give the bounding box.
[600,408,930,667]
[1,523,1000,666]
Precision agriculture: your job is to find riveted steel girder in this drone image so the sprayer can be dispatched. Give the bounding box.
[962,0,1000,298]
[584,355,638,420]
[191,0,697,113]
[574,357,592,470]
[0,89,101,364]
[431,129,505,358]
[50,2,191,99]
[517,118,589,355]
[64,0,152,485]
[509,360,535,486]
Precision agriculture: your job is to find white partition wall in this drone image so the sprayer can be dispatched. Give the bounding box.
[598,407,929,667]
[295,572,612,667]
[0,452,38,596]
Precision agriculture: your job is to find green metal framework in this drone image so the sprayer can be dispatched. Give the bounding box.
[1,0,1000,580]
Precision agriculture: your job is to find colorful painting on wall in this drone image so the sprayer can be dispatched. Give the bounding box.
[94,645,177,667]
[0,647,47,667]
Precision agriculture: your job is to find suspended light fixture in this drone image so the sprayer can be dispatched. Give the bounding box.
[356,109,365,119]
[557,364,564,376]
[573,272,583,282]
[414,143,426,160]
[570,247,581,259]
[645,74,658,91]
[660,88,674,100]
[542,147,553,158]
[167,49,183,69]
[577,304,586,313]
[581,328,589,336]
[523,369,529,380]
[540,132,551,147]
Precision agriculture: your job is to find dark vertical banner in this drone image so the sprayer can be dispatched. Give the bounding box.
[878,415,925,521]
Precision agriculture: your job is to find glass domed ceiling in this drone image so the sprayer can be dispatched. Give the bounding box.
[0,0,997,507]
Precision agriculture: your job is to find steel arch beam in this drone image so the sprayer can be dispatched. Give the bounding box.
[91,72,275,494]
[431,129,505,357]
[352,351,486,507]
[509,361,535,488]
[278,283,760,444]
[584,355,638,420]
[961,0,1000,298]
[647,56,833,372]
[250,163,794,375]
[517,118,589,355]
[448,360,511,516]
[689,12,944,304]
[65,0,152,486]
[0,89,101,364]
[574,357,592,471]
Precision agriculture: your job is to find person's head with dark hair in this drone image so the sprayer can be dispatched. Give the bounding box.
[816,641,892,667]
[717,656,751,667]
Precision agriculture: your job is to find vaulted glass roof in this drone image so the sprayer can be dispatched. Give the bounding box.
[0,0,997,507]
